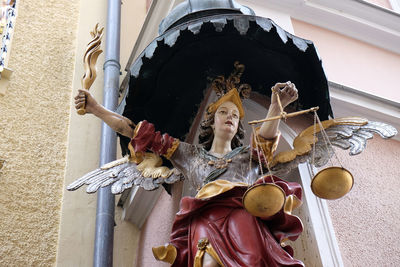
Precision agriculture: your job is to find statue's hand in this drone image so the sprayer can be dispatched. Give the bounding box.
[74,89,99,114]
[271,81,298,109]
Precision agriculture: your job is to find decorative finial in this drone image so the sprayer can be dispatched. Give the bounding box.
[210,61,251,99]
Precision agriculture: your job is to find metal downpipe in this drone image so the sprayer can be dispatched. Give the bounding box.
[94,0,121,266]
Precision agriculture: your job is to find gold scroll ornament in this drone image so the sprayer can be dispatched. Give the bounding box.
[77,23,104,115]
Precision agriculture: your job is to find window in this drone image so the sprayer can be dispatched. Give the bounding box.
[0,0,16,77]
[389,0,400,12]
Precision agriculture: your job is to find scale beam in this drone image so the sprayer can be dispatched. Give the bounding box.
[248,88,319,126]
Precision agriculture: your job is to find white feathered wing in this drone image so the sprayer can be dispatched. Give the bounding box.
[67,153,184,194]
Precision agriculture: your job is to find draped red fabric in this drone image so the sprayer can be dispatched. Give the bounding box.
[170,177,304,267]
[129,120,175,156]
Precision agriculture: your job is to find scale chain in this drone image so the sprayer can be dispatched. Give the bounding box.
[315,112,344,168]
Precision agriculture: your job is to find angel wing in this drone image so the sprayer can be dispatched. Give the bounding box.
[270,117,397,176]
[67,152,184,194]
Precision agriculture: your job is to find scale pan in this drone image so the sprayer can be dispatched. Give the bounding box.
[311,167,354,200]
[243,183,285,218]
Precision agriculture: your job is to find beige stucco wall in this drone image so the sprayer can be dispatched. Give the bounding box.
[0,0,80,265]
[292,19,400,103]
[0,0,148,265]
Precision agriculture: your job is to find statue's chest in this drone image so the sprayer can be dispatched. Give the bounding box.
[190,148,259,189]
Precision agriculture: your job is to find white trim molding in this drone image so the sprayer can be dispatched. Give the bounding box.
[245,0,400,54]
[329,81,400,141]
[280,123,345,267]
[121,186,163,229]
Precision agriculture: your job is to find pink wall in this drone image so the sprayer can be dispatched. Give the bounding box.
[286,117,400,265]
[364,0,392,9]
[327,138,400,266]
[135,183,183,267]
[292,19,400,102]
[146,0,152,12]
[291,19,400,265]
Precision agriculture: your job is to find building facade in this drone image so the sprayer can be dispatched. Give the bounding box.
[0,0,399,266]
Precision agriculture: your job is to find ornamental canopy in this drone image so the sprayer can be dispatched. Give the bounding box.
[121,0,332,147]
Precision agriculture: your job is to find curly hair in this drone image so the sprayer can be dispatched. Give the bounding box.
[198,114,245,151]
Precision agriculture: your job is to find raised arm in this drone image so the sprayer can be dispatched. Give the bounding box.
[259,82,298,139]
[74,89,135,138]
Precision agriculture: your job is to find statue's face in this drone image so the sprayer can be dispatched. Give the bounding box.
[213,101,239,140]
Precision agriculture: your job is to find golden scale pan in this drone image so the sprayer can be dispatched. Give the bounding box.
[242,87,354,218]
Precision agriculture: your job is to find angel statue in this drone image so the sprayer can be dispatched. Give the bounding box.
[69,62,397,267]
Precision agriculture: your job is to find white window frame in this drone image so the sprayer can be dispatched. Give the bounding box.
[389,0,400,12]
[0,0,17,95]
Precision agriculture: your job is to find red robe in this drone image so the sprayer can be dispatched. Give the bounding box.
[130,121,304,266]
[170,177,304,267]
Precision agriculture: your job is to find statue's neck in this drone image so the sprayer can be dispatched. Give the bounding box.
[209,136,232,158]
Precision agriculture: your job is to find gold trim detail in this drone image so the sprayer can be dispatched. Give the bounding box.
[283,195,302,215]
[270,117,368,167]
[152,244,177,265]
[243,182,286,218]
[77,24,104,115]
[100,156,129,170]
[195,180,248,199]
[280,195,303,247]
[137,152,176,178]
[252,128,281,163]
[128,122,144,164]
[311,166,354,200]
[206,61,251,119]
[194,238,225,267]
[207,88,245,119]
[164,138,180,159]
